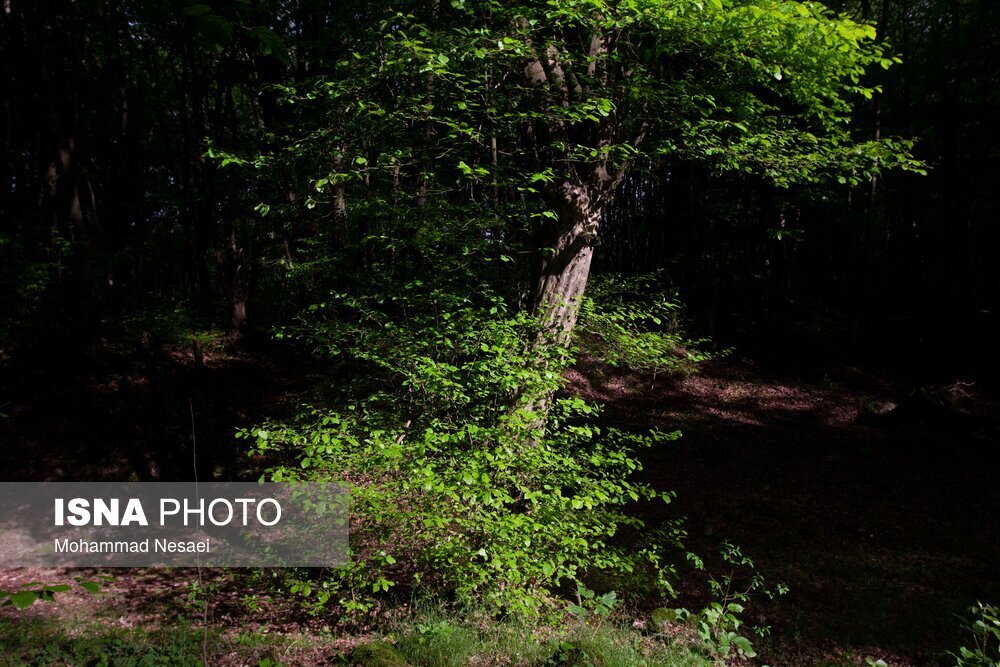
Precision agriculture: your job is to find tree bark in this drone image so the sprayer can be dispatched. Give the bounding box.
[332,149,347,244]
[217,222,247,336]
[531,180,603,344]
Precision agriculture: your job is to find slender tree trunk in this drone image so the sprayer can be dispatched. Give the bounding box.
[332,149,347,244]
[217,221,247,335]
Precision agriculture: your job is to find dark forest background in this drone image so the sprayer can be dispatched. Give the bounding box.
[2,0,997,376]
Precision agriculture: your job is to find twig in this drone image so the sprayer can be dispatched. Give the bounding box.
[189,397,209,666]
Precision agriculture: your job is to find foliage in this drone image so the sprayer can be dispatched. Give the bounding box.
[396,620,479,667]
[1,1,971,663]
[245,272,684,618]
[0,576,111,610]
[2,0,957,365]
[543,627,697,667]
[951,602,1000,667]
[2,0,936,361]
[652,543,787,664]
[579,274,715,377]
[567,583,620,626]
[106,306,200,356]
[0,617,312,666]
[264,0,921,200]
[0,627,205,667]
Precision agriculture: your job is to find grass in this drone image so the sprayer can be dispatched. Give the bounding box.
[0,617,333,666]
[0,608,711,667]
[359,608,709,667]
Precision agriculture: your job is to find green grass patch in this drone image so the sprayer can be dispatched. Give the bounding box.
[0,617,331,666]
[352,609,707,667]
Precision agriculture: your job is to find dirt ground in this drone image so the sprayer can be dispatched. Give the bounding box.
[569,357,1000,665]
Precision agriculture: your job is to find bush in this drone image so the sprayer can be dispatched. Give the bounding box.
[578,273,714,378]
[243,277,685,619]
[951,602,1000,667]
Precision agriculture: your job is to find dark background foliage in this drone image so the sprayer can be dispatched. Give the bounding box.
[2,0,996,377]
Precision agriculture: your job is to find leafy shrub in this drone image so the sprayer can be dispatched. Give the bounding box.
[951,602,1000,667]
[652,543,787,665]
[578,273,714,378]
[244,278,685,619]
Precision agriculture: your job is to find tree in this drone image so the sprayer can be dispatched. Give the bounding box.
[271,0,919,349]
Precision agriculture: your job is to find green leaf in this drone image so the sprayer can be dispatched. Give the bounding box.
[194,14,233,54]
[9,591,37,609]
[732,635,756,657]
[42,584,72,593]
[181,4,211,17]
[252,27,290,66]
[77,581,101,594]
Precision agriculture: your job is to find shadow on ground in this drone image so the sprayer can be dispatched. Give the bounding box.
[0,337,313,482]
[569,358,1000,665]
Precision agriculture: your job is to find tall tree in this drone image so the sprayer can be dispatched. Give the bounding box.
[272,0,920,345]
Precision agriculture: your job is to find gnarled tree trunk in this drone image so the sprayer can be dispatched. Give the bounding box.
[520,178,616,429]
[531,180,604,344]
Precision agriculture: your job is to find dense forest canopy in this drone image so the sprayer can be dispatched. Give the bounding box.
[3,0,994,362]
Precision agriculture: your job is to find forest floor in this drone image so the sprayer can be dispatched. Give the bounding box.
[569,355,1000,666]
[1,338,999,665]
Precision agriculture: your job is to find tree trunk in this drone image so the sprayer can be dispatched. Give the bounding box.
[332,149,347,245]
[518,181,604,436]
[217,223,247,336]
[532,180,604,343]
